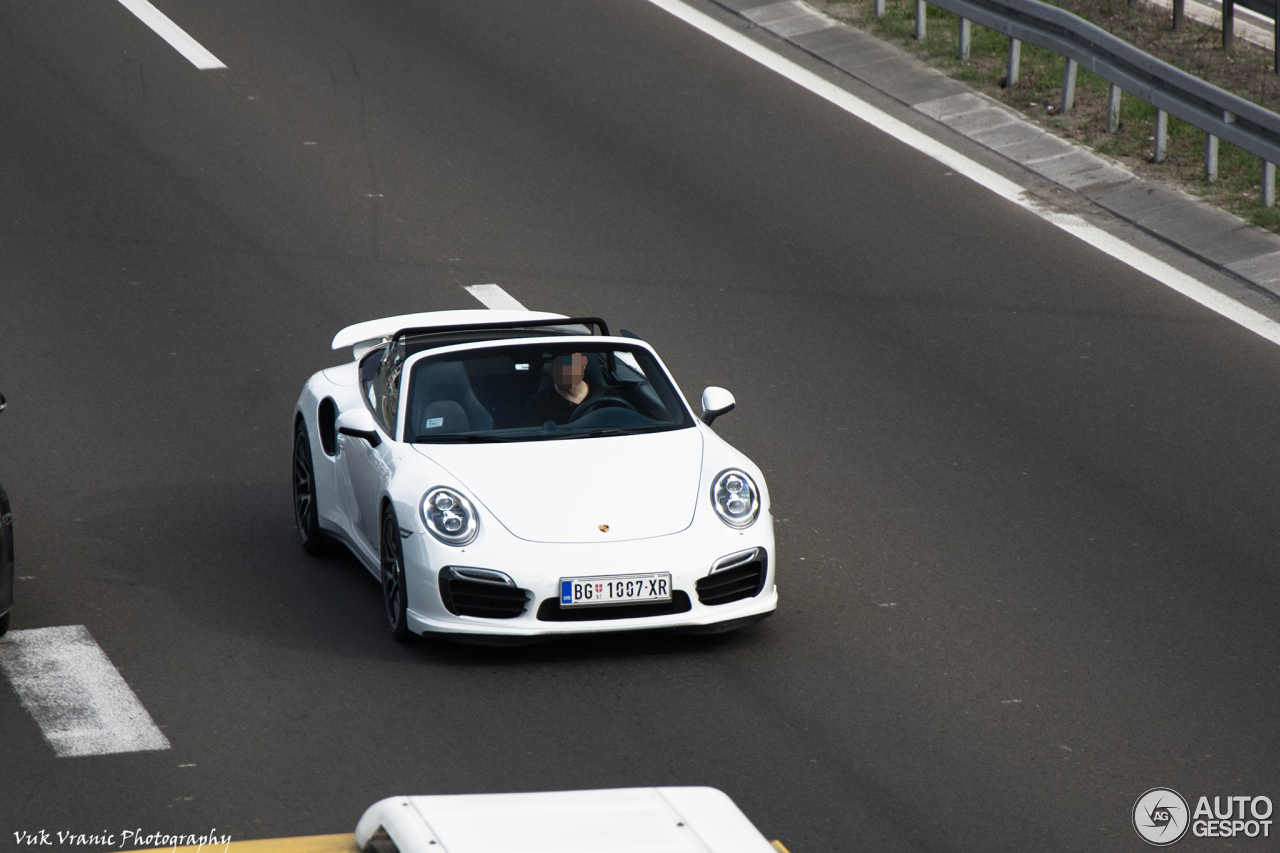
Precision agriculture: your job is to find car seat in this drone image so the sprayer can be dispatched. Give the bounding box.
[417,401,470,435]
[411,361,494,434]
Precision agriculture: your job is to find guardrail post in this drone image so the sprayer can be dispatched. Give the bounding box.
[1172,0,1185,29]
[1106,84,1122,132]
[1208,110,1233,181]
[1264,161,1276,206]
[875,0,885,16]
[1154,109,1168,162]
[1223,0,1235,49]
[1006,38,1021,85]
[915,0,927,40]
[1060,58,1077,113]
[959,17,971,59]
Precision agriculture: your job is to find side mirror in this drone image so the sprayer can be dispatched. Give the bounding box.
[336,408,382,447]
[0,392,6,414]
[700,387,735,427]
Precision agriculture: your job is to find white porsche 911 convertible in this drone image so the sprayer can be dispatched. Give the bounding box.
[292,310,776,642]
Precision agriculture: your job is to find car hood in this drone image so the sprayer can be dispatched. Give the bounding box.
[413,429,704,543]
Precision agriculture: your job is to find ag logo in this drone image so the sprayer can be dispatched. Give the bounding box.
[1134,788,1190,846]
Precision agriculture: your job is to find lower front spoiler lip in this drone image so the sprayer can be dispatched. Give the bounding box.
[406,588,777,642]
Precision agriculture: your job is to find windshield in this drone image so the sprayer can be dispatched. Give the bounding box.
[404,342,694,442]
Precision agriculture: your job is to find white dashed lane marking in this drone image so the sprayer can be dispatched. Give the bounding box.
[115,0,226,70]
[0,625,171,757]
[464,283,527,310]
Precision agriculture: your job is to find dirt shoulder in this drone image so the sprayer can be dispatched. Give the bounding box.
[812,0,1280,232]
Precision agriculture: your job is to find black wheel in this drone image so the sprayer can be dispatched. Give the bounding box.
[293,421,328,554]
[380,505,412,641]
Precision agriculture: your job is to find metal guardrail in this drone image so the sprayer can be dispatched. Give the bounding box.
[903,0,1280,203]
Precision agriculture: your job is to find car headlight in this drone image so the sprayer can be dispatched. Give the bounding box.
[711,468,760,529]
[420,487,479,546]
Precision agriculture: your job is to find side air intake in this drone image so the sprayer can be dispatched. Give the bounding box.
[438,567,530,619]
[696,548,767,606]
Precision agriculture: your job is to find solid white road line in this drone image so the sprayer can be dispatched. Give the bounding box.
[0,625,171,757]
[465,283,527,310]
[115,0,226,70]
[645,0,1280,348]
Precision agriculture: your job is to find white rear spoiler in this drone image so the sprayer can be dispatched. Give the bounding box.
[332,310,568,359]
[354,787,779,853]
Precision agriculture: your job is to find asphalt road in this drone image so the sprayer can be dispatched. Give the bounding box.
[1,1,1278,851]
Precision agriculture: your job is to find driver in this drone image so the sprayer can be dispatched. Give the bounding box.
[526,352,616,426]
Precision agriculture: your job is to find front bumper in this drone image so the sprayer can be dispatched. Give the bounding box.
[400,520,777,638]
[407,587,777,639]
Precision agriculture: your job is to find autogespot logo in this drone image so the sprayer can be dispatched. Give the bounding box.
[1133,788,1190,846]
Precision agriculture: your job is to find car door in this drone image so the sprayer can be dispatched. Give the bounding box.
[337,432,389,556]
[336,341,403,559]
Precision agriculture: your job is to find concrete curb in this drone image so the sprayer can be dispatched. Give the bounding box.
[714,0,1280,297]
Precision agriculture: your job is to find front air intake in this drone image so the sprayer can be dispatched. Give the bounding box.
[536,591,692,621]
[696,548,767,606]
[438,567,530,619]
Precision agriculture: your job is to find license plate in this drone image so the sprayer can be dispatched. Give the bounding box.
[559,573,672,607]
